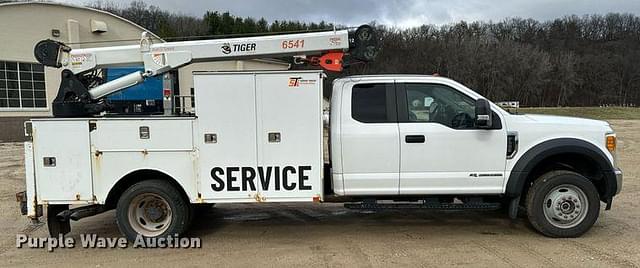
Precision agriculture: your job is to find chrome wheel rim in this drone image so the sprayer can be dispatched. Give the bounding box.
[543,184,589,229]
[128,193,172,237]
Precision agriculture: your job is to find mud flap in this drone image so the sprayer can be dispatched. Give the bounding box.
[508,196,521,220]
[47,205,71,236]
[16,191,27,215]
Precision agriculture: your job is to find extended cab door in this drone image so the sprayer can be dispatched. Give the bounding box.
[397,82,507,194]
[340,81,400,195]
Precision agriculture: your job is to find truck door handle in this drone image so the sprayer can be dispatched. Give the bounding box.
[405,135,425,143]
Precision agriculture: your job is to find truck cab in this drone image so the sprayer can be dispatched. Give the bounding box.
[331,75,507,196]
[329,75,622,237]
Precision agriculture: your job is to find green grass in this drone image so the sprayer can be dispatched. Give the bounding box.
[513,107,640,120]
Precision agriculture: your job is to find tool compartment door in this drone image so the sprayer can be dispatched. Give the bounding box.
[32,120,93,202]
[89,118,197,204]
[194,73,259,202]
[255,72,323,201]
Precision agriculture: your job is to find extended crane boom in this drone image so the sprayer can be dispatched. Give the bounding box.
[33,25,378,117]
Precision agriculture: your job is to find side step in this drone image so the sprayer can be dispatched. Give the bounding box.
[344,200,501,211]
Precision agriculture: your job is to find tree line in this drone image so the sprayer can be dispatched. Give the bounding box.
[89,1,333,39]
[89,1,640,107]
[351,16,640,107]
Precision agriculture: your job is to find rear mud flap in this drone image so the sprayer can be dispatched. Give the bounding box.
[47,205,71,236]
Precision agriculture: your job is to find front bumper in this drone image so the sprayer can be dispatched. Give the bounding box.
[615,168,623,195]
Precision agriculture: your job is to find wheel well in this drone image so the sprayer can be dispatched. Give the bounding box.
[104,169,190,209]
[521,153,607,201]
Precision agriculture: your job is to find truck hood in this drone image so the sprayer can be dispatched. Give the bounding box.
[522,114,610,128]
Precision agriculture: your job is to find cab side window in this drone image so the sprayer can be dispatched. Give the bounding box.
[404,83,476,129]
[352,83,396,123]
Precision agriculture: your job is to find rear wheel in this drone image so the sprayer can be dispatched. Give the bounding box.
[526,170,600,237]
[116,180,191,241]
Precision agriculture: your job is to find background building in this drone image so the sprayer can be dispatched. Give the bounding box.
[0,2,288,141]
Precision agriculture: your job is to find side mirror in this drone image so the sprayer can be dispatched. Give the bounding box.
[475,98,493,128]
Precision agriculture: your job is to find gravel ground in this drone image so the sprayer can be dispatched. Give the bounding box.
[0,120,638,267]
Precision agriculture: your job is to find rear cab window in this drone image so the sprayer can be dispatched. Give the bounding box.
[351,83,396,123]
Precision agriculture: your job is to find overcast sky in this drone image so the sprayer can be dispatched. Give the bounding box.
[60,0,640,28]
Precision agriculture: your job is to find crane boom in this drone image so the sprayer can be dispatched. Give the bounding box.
[33,25,378,117]
[45,30,350,74]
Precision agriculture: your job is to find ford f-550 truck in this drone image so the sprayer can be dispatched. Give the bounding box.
[17,26,622,240]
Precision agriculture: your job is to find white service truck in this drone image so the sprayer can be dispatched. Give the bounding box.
[17,26,622,239]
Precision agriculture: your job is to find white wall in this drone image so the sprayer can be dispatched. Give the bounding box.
[0,3,162,117]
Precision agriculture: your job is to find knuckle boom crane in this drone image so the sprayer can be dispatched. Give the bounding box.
[33,25,378,117]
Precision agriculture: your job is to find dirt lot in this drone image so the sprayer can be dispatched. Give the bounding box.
[0,120,638,267]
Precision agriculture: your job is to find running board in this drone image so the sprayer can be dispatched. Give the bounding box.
[344,201,501,211]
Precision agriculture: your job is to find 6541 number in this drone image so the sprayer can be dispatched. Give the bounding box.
[282,40,305,49]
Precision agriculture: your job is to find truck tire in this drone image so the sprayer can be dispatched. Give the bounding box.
[116,180,191,241]
[525,170,600,237]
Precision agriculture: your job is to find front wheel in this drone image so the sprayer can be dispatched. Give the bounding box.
[116,180,191,241]
[526,170,600,238]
